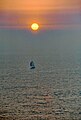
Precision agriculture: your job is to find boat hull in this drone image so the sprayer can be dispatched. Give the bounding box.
[30,66,35,69]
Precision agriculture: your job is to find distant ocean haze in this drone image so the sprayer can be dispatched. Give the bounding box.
[0,29,81,55]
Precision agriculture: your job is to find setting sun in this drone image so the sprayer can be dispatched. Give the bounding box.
[31,23,39,31]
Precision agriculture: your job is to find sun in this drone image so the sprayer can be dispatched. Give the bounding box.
[31,23,39,31]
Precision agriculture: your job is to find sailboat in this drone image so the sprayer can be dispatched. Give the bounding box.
[30,61,35,69]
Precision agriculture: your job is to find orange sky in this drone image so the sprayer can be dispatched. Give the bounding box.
[0,0,81,30]
[0,0,80,11]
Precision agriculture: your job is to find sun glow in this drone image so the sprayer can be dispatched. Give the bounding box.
[0,0,80,29]
[31,23,39,31]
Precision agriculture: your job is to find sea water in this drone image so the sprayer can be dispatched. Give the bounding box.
[0,30,81,120]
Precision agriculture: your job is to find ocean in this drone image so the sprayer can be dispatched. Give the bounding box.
[0,30,81,119]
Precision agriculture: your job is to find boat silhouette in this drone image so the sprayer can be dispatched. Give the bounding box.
[30,61,35,69]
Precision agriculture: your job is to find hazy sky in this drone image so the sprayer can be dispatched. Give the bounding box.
[0,0,81,30]
[0,0,81,55]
